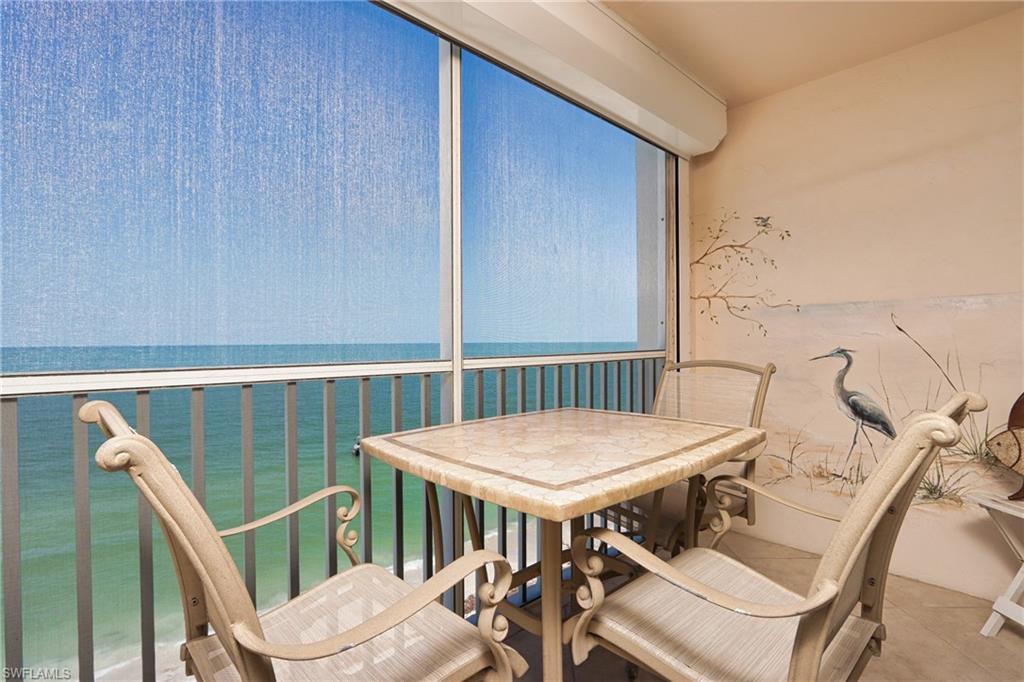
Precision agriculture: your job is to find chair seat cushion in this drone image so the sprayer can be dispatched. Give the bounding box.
[589,548,878,681]
[187,563,495,682]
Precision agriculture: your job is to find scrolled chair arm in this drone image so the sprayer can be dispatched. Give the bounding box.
[218,485,362,565]
[565,529,838,665]
[925,391,987,425]
[94,435,142,472]
[79,399,135,439]
[706,476,842,523]
[705,474,842,549]
[232,549,525,680]
[575,529,837,616]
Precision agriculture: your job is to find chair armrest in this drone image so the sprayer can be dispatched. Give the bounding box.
[727,442,765,462]
[231,549,513,661]
[571,529,838,619]
[219,485,360,537]
[220,485,362,565]
[706,475,842,522]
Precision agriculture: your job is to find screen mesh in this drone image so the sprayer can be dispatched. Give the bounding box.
[461,51,667,356]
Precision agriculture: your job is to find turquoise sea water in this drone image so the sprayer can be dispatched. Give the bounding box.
[0,342,643,675]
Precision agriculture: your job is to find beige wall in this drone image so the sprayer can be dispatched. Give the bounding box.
[689,10,1023,599]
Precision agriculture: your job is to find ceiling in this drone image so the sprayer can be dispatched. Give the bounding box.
[602,1,1020,106]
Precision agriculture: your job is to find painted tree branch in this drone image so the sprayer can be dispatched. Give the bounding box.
[691,214,797,335]
[693,292,798,336]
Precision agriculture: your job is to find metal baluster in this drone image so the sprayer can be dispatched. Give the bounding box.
[628,360,635,412]
[136,391,155,682]
[648,359,654,411]
[536,365,546,411]
[474,369,484,419]
[598,360,606,409]
[571,364,579,407]
[476,497,485,548]
[649,359,657,412]
[450,490,464,615]
[554,365,563,408]
[534,368,546,565]
[654,357,665,392]
[471,371,485,561]
[496,369,508,558]
[359,378,372,564]
[517,367,526,414]
[72,394,93,680]
[606,362,612,407]
[241,385,256,599]
[640,359,648,413]
[516,367,528,603]
[420,374,434,580]
[285,382,299,598]
[191,388,205,506]
[497,499,509,557]
[324,380,337,579]
[2,398,22,671]
[391,376,404,579]
[518,514,529,606]
[610,360,618,409]
[586,363,595,408]
[496,369,507,417]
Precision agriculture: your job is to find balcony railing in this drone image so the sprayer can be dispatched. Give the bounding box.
[0,349,664,680]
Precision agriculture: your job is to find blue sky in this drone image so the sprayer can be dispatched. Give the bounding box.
[1,1,653,351]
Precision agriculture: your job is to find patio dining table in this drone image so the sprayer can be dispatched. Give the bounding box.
[360,407,765,681]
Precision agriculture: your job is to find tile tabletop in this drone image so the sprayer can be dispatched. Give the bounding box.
[359,408,765,522]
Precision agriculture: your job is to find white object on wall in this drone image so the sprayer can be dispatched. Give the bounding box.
[969,493,1024,636]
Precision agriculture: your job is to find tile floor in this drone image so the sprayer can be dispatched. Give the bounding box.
[505,532,1024,681]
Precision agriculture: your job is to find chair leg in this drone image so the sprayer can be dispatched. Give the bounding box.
[683,475,706,549]
[462,494,489,589]
[666,520,687,557]
[643,489,664,552]
[744,458,757,526]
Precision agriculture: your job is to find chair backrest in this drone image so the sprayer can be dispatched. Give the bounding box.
[79,400,275,681]
[788,391,986,680]
[652,360,776,428]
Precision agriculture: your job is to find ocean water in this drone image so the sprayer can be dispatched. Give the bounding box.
[0,342,641,674]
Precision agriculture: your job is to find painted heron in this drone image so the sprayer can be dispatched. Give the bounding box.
[811,347,896,474]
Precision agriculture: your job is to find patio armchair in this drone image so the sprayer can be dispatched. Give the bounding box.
[565,391,986,681]
[79,400,527,682]
[610,359,776,551]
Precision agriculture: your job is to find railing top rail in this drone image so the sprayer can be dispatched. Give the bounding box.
[464,349,664,370]
[0,359,453,397]
[0,349,665,397]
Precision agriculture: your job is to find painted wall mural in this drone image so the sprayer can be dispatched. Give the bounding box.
[692,212,1017,506]
[691,211,797,336]
[983,393,1024,500]
[688,10,1022,600]
[758,311,1014,505]
[806,346,896,495]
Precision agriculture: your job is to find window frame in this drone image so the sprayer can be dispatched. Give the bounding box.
[433,38,681,424]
